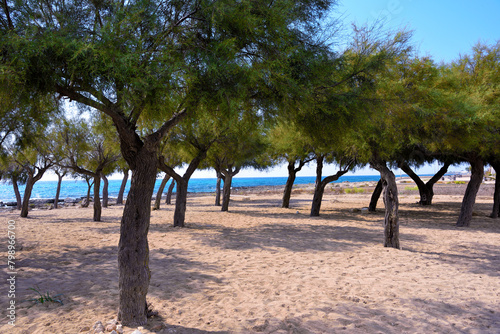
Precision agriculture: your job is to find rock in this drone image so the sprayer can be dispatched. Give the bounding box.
[48,204,54,210]
[361,207,369,213]
[105,324,117,332]
[93,321,103,329]
[79,326,90,332]
[110,331,118,334]
[131,330,143,334]
[116,325,123,334]
[349,208,361,213]
[151,324,164,331]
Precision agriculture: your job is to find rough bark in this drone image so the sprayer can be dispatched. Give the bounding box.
[368,179,383,212]
[153,174,170,210]
[370,159,400,249]
[221,167,240,212]
[399,162,450,205]
[117,148,158,326]
[20,177,35,217]
[54,172,64,209]
[310,156,351,217]
[456,156,484,227]
[215,170,223,206]
[282,159,309,208]
[489,160,500,218]
[166,180,175,205]
[116,169,129,205]
[102,174,109,208]
[159,149,208,227]
[20,168,47,218]
[11,174,22,210]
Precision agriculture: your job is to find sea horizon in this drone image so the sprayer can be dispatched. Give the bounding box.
[0,173,442,204]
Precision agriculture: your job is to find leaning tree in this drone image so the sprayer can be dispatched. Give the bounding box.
[1,0,338,325]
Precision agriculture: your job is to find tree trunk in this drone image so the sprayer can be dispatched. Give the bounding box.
[102,174,109,208]
[399,162,450,205]
[54,173,64,209]
[456,157,484,227]
[117,148,158,326]
[215,170,223,206]
[310,156,324,217]
[11,175,22,210]
[282,166,296,208]
[93,174,102,221]
[173,178,188,227]
[371,159,400,249]
[116,169,129,205]
[83,179,93,208]
[368,179,383,212]
[166,180,175,205]
[310,156,350,216]
[159,150,208,227]
[20,176,35,218]
[20,169,46,218]
[489,160,500,218]
[220,167,240,212]
[221,173,233,212]
[153,174,169,210]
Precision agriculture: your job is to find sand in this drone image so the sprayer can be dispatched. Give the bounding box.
[1,181,500,333]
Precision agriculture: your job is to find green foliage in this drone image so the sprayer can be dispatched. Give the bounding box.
[404,186,419,191]
[344,187,366,194]
[26,286,63,308]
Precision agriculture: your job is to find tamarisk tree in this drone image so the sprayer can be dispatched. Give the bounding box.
[2,0,337,325]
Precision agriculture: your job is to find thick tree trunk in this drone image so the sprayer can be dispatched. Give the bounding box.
[20,176,35,218]
[489,161,500,218]
[220,166,241,212]
[116,169,129,205]
[457,157,484,227]
[102,174,109,208]
[371,159,400,249]
[310,156,325,217]
[11,175,22,210]
[160,150,208,227]
[399,162,450,205]
[93,174,102,221]
[221,173,233,212]
[20,169,46,218]
[166,180,175,205]
[117,149,157,326]
[368,179,383,212]
[173,178,188,227]
[153,174,169,210]
[282,166,296,208]
[310,156,350,217]
[215,170,223,206]
[54,173,64,209]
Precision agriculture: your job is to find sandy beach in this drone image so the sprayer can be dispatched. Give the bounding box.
[1,180,500,334]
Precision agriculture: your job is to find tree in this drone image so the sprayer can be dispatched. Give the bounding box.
[0,159,26,210]
[2,0,337,325]
[208,111,268,212]
[10,141,54,217]
[57,119,119,221]
[153,173,170,211]
[267,121,314,208]
[53,165,68,209]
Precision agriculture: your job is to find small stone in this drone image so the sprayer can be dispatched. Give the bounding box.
[93,321,103,329]
[110,331,118,334]
[116,325,123,334]
[79,326,90,332]
[131,330,143,334]
[105,324,117,332]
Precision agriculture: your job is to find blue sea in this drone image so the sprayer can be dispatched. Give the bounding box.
[0,175,383,203]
